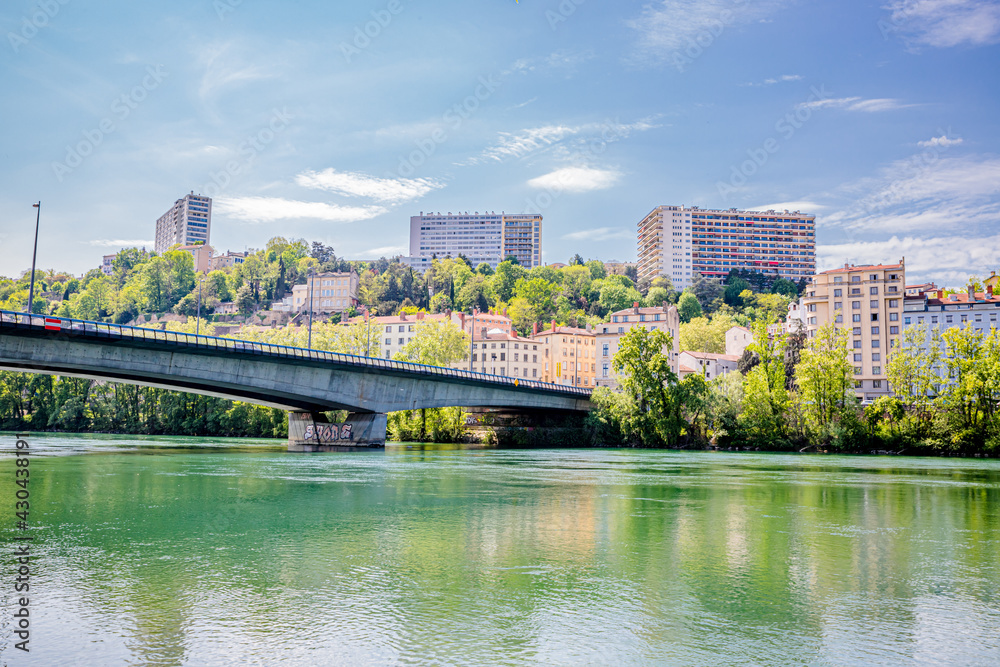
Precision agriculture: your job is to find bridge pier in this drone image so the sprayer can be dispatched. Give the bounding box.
[288,411,387,452]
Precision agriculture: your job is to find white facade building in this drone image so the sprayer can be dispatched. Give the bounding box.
[903,286,1000,384]
[406,211,542,272]
[677,351,740,380]
[637,205,816,290]
[154,193,212,253]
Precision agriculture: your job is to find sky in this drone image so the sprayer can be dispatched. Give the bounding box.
[1,0,998,285]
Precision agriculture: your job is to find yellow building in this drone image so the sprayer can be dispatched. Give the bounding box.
[532,324,597,388]
[801,260,905,402]
[594,304,680,389]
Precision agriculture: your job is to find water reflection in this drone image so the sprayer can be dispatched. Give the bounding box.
[1,436,998,665]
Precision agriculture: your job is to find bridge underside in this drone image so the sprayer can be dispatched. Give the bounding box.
[0,327,591,450]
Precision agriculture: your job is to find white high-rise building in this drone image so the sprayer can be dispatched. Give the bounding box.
[637,205,816,290]
[406,211,542,272]
[154,192,212,254]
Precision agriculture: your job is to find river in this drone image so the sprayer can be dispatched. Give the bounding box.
[1,434,999,665]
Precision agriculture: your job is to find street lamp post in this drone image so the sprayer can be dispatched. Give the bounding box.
[26,202,41,315]
[196,277,204,336]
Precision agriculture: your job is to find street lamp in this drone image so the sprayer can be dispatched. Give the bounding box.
[26,202,40,315]
[196,277,204,336]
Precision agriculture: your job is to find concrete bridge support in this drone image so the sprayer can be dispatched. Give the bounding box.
[288,412,388,451]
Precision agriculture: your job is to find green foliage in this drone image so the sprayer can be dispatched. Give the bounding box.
[609,326,686,446]
[394,320,469,367]
[677,291,702,323]
[679,312,734,354]
[794,322,855,437]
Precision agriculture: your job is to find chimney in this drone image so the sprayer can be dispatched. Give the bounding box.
[481,327,488,340]
[551,320,557,332]
[417,312,424,321]
[988,285,994,298]
[533,322,539,336]
[968,284,976,302]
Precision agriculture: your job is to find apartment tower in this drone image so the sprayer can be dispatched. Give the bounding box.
[154,193,212,254]
[407,211,542,272]
[637,205,816,289]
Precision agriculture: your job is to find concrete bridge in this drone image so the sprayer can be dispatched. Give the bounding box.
[0,311,591,450]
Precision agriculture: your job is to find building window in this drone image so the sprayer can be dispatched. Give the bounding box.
[889,313,899,322]
[873,380,882,388]
[890,326,899,334]
[834,289,842,297]
[872,326,880,335]
[855,380,864,388]
[853,314,862,323]
[854,353,862,362]
[853,340,862,349]
[872,366,882,375]
[872,353,881,362]
[852,301,861,309]
[602,363,609,377]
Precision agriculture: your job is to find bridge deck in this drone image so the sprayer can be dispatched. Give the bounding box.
[0,310,592,402]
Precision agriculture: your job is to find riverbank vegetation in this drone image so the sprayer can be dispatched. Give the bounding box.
[588,321,1000,456]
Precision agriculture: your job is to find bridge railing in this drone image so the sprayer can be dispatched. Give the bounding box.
[0,310,592,398]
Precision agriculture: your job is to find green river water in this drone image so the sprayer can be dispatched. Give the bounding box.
[1,434,998,666]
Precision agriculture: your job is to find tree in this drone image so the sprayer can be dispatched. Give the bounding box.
[771,277,799,298]
[794,322,855,435]
[679,313,734,354]
[887,325,942,413]
[723,277,750,306]
[569,253,584,266]
[585,260,607,281]
[738,322,789,446]
[689,274,724,310]
[429,292,452,314]
[677,291,702,323]
[475,262,494,277]
[394,320,469,367]
[611,326,684,446]
[598,282,642,315]
[492,260,527,303]
[235,284,255,316]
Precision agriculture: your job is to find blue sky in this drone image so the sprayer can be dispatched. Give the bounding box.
[1,0,998,285]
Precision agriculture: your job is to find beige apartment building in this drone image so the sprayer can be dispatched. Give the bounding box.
[292,271,359,314]
[595,304,680,389]
[532,324,597,388]
[349,310,514,362]
[177,244,214,274]
[465,330,543,379]
[801,260,905,402]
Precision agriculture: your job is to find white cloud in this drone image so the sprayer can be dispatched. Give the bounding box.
[765,74,803,84]
[918,135,964,148]
[851,155,1000,222]
[743,74,804,87]
[215,197,386,223]
[562,227,633,242]
[626,0,785,66]
[818,233,1000,284]
[359,245,407,258]
[528,167,621,193]
[797,97,910,112]
[884,0,1000,48]
[86,239,154,248]
[467,118,660,165]
[295,169,444,204]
